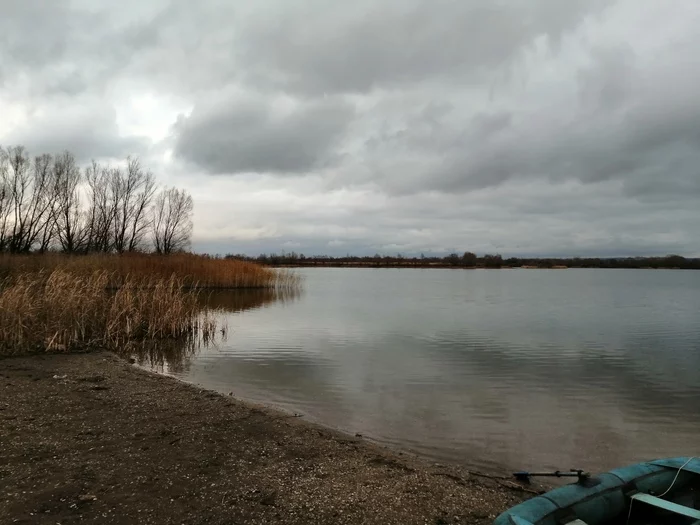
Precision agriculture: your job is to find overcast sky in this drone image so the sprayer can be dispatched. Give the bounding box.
[2,0,699,257]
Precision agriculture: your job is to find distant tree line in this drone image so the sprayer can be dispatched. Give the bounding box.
[0,145,193,254]
[225,251,700,270]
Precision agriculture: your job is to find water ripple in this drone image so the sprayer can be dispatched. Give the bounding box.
[157,268,700,473]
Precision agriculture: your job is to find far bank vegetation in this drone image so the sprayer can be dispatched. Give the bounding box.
[230,251,699,270]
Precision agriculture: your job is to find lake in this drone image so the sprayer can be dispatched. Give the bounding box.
[142,268,700,475]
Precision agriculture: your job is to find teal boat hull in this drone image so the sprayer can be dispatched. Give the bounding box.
[494,457,700,525]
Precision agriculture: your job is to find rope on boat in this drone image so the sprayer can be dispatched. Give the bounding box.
[626,456,698,525]
[657,456,697,497]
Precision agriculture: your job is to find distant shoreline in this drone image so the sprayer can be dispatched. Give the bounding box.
[226,253,699,271]
[264,263,695,270]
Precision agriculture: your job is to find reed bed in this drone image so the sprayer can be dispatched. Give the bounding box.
[0,270,218,357]
[0,253,301,290]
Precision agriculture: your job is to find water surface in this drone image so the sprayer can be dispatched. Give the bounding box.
[146,268,700,474]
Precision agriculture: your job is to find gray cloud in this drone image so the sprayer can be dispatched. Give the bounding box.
[20,0,607,98]
[348,40,700,199]
[0,1,75,72]
[1,0,699,256]
[173,94,355,174]
[0,0,169,98]
[4,98,150,161]
[577,46,636,113]
[192,181,699,258]
[237,0,611,95]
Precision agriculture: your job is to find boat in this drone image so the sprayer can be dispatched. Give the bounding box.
[494,457,700,525]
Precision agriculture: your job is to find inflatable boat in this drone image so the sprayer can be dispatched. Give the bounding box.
[494,457,700,524]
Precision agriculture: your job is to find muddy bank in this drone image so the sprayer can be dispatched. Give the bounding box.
[0,352,535,524]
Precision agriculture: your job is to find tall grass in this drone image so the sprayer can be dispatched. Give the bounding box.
[0,270,217,357]
[0,253,301,290]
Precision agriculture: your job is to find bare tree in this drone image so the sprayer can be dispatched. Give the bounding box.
[111,157,156,253]
[52,151,86,253]
[0,146,58,252]
[1,146,194,255]
[126,163,156,252]
[2,146,31,252]
[84,161,117,253]
[151,187,193,254]
[28,154,59,252]
[17,153,51,252]
[0,151,11,251]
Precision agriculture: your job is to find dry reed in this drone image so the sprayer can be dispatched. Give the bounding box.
[0,254,301,357]
[0,253,301,290]
[0,270,218,357]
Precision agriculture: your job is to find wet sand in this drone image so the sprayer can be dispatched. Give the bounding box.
[0,352,537,524]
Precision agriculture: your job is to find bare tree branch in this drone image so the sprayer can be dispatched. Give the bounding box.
[85,161,117,253]
[111,157,157,253]
[151,187,193,254]
[0,146,58,252]
[52,151,86,253]
[0,147,194,256]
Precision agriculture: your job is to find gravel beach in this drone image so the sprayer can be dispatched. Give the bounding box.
[0,352,536,524]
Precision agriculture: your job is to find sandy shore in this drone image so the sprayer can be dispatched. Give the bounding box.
[0,352,536,524]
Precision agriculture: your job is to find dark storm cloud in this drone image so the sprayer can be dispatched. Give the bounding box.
[173,95,355,174]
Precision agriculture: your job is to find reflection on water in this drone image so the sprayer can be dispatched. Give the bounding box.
[145,269,700,474]
[131,340,199,374]
[133,288,302,373]
[198,287,302,313]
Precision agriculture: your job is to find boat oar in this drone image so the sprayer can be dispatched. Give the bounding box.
[513,469,589,482]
